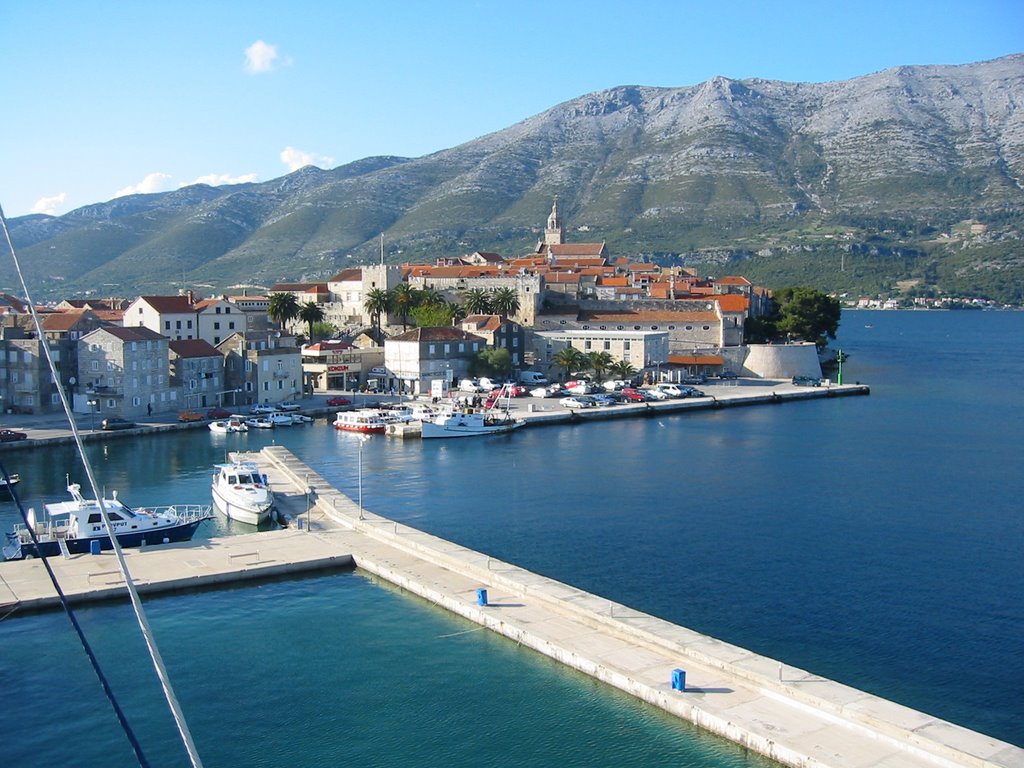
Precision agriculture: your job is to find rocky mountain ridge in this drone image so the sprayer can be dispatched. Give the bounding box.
[6,54,1023,302]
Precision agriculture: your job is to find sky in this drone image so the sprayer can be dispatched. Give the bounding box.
[1,0,1021,218]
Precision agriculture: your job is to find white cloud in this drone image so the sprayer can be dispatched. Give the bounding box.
[31,192,67,216]
[280,146,335,172]
[245,40,281,73]
[113,172,173,198]
[185,172,259,187]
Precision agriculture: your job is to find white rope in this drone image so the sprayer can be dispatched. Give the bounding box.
[0,204,204,768]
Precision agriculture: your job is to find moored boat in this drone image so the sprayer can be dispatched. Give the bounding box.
[211,460,274,525]
[2,482,212,560]
[420,408,525,439]
[334,409,387,434]
[0,472,21,498]
[209,416,249,433]
[245,415,274,429]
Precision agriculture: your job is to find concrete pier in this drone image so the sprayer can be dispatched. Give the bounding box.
[1,445,1018,768]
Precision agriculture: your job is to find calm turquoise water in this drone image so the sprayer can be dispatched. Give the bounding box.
[1,309,1022,765]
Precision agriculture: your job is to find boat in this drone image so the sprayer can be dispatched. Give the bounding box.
[333,409,387,434]
[420,408,525,439]
[0,473,21,498]
[208,415,249,433]
[2,482,212,560]
[265,411,293,426]
[245,415,274,429]
[290,413,313,424]
[210,460,275,525]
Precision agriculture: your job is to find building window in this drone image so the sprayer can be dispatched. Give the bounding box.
[215,307,221,314]
[603,341,610,350]
[458,343,465,353]
[624,341,631,350]
[229,322,235,330]
[214,322,220,329]
[686,326,693,331]
[634,326,641,330]
[584,341,592,350]
[106,399,115,408]
[668,325,675,330]
[187,320,193,329]
[617,326,623,330]
[702,325,710,331]
[165,321,171,330]
[428,344,435,354]
[132,397,140,406]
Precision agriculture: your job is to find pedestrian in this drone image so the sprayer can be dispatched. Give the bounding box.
[147,403,152,417]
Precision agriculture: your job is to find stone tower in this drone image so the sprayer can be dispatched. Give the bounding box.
[543,199,564,246]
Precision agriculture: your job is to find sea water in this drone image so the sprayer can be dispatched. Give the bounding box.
[1,310,1021,765]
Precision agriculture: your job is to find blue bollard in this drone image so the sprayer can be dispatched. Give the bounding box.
[296,518,304,530]
[476,588,488,606]
[671,668,686,692]
[90,540,101,555]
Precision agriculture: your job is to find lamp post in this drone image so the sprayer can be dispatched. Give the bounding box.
[304,484,312,532]
[87,394,98,431]
[357,434,369,520]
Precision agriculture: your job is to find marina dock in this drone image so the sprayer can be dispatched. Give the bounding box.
[1,444,1017,768]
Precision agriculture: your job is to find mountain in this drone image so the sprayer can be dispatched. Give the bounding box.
[6,54,1024,302]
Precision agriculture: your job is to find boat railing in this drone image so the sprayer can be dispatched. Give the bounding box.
[9,517,73,542]
[136,504,214,523]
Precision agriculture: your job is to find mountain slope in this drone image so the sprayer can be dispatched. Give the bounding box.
[6,54,1023,301]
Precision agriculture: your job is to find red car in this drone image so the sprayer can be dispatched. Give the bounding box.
[207,407,231,419]
[620,388,649,402]
[326,396,352,407]
[0,428,28,442]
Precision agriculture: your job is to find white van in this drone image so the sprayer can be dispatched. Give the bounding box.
[519,371,549,386]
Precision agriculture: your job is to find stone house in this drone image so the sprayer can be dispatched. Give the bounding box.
[169,339,225,411]
[78,326,176,418]
[217,331,304,407]
[383,327,486,395]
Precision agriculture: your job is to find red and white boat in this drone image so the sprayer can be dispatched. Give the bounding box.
[333,409,387,434]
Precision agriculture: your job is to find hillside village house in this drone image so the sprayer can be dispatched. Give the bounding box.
[383,327,485,395]
[169,339,224,411]
[125,293,248,345]
[217,331,303,407]
[78,326,176,418]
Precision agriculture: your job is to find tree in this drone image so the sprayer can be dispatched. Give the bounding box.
[587,351,614,383]
[392,283,416,331]
[311,321,337,339]
[609,360,637,380]
[410,302,455,328]
[773,287,841,349]
[298,301,326,341]
[470,347,512,378]
[552,347,587,381]
[490,286,520,318]
[268,292,300,331]
[363,288,392,336]
[462,288,493,315]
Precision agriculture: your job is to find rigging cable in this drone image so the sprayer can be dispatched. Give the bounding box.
[1,462,151,766]
[0,204,204,768]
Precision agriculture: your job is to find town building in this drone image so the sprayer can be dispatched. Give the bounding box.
[217,331,304,407]
[169,339,225,411]
[124,293,248,345]
[532,330,669,377]
[460,315,527,369]
[301,340,384,392]
[78,326,176,418]
[383,327,485,396]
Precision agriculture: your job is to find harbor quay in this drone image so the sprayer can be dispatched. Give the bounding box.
[1,446,1019,768]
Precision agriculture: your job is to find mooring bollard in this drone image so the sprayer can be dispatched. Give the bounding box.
[671,668,686,692]
[90,540,101,555]
[476,588,488,606]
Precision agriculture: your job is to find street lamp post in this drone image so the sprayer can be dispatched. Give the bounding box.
[87,395,98,431]
[357,434,369,520]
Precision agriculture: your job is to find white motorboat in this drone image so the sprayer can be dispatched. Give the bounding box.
[420,408,525,439]
[3,482,212,560]
[209,416,249,433]
[211,461,274,525]
[245,415,274,429]
[0,472,21,499]
[265,411,293,426]
[290,413,313,424]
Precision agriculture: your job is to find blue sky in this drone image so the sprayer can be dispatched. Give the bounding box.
[1,0,1020,218]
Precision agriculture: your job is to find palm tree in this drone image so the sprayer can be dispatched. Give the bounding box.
[587,351,614,383]
[298,301,326,341]
[552,347,587,381]
[392,283,416,331]
[363,288,392,336]
[462,288,493,316]
[268,292,300,331]
[417,286,444,307]
[609,359,637,381]
[490,286,520,318]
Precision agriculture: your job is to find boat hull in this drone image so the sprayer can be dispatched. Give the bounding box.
[211,486,273,526]
[420,419,525,439]
[12,519,207,559]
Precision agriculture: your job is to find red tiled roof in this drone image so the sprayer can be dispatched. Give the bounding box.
[95,326,167,342]
[578,310,719,323]
[303,340,352,352]
[41,310,93,332]
[270,283,329,293]
[716,294,749,312]
[328,268,363,282]
[462,314,503,332]
[716,276,752,285]
[138,295,194,313]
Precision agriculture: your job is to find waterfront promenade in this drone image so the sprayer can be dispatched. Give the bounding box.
[1,445,1018,768]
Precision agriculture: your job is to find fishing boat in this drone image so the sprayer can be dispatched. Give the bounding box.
[0,472,21,498]
[2,482,212,560]
[420,408,525,439]
[210,460,274,525]
[208,415,249,433]
[334,409,387,434]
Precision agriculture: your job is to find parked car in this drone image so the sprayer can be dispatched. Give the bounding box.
[602,379,627,391]
[717,370,738,380]
[591,394,621,407]
[250,403,278,414]
[681,374,707,385]
[277,401,302,412]
[519,371,549,386]
[326,396,352,407]
[792,375,822,387]
[559,396,596,409]
[101,417,136,431]
[620,388,649,402]
[177,410,205,423]
[530,385,561,398]
[643,388,670,400]
[657,383,687,398]
[0,428,27,442]
[458,378,486,393]
[680,387,706,398]
[207,407,231,419]
[566,382,598,395]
